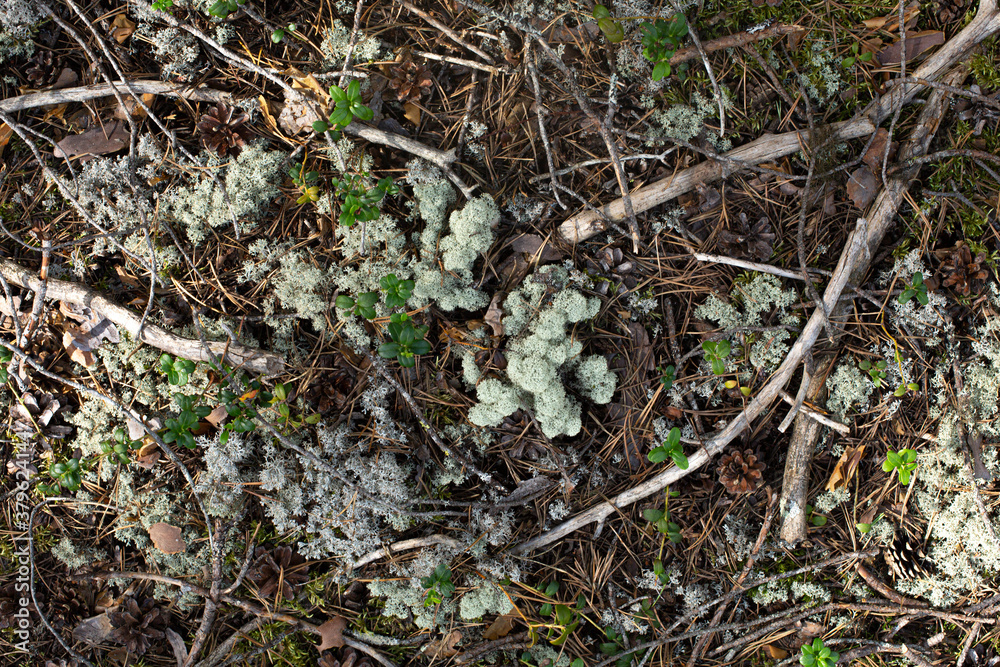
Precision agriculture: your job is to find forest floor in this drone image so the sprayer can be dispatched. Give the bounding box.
[2,0,1000,666]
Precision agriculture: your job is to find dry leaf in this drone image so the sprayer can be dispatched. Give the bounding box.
[134,440,160,470]
[0,123,12,158]
[403,101,421,125]
[278,94,318,136]
[284,67,330,103]
[485,293,504,337]
[510,234,563,261]
[114,92,155,120]
[205,404,230,428]
[764,645,789,659]
[60,302,119,345]
[846,166,879,209]
[826,445,866,492]
[877,30,944,65]
[54,120,129,160]
[52,68,79,90]
[258,95,282,135]
[164,627,188,667]
[482,614,516,641]
[424,630,462,659]
[72,613,114,645]
[42,102,69,123]
[63,328,96,366]
[149,522,186,554]
[863,2,920,31]
[111,14,135,44]
[316,616,347,652]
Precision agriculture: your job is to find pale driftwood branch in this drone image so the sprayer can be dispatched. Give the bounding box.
[669,23,804,65]
[0,79,232,114]
[779,65,965,545]
[0,257,284,375]
[779,390,850,435]
[558,0,1000,244]
[349,535,463,571]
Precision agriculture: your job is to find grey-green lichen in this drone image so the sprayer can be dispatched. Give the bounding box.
[467,266,616,438]
[825,361,872,419]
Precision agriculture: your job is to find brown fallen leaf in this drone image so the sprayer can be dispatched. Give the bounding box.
[846,166,879,209]
[403,101,421,125]
[60,302,119,345]
[111,14,135,44]
[764,644,789,660]
[826,445,866,492]
[0,123,12,158]
[53,120,129,160]
[63,328,96,367]
[877,30,945,65]
[510,234,563,261]
[863,2,920,31]
[482,614,517,641]
[258,95,283,135]
[484,293,504,337]
[316,616,347,652]
[424,630,462,659]
[114,92,155,120]
[205,404,230,428]
[149,522,186,554]
[72,613,114,645]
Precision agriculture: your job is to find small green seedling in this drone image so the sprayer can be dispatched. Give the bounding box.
[648,426,688,469]
[805,504,827,527]
[800,638,839,667]
[420,563,455,607]
[378,313,431,368]
[101,427,141,465]
[379,273,414,309]
[897,272,929,306]
[893,381,920,397]
[0,346,12,384]
[657,364,675,391]
[640,14,689,80]
[643,490,683,544]
[599,627,634,667]
[163,393,211,450]
[208,0,245,19]
[160,354,195,386]
[857,512,884,535]
[289,163,320,205]
[151,0,174,12]
[724,379,751,397]
[535,581,585,646]
[332,172,398,228]
[313,80,374,135]
[336,292,379,319]
[702,339,730,376]
[592,4,625,43]
[271,23,297,43]
[858,359,887,387]
[842,42,873,68]
[883,448,918,485]
[40,457,83,494]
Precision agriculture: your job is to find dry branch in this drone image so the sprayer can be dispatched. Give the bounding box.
[0,257,284,375]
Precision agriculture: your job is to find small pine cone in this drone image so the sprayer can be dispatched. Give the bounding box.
[247,545,309,601]
[108,597,166,656]
[717,449,766,495]
[934,0,968,23]
[26,50,57,86]
[319,646,375,667]
[939,242,988,295]
[197,103,252,158]
[388,62,433,104]
[717,214,775,261]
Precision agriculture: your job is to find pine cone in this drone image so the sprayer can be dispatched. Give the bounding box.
[318,646,375,667]
[717,214,775,261]
[247,545,310,601]
[717,449,766,495]
[388,62,433,104]
[26,51,58,86]
[9,390,74,444]
[934,0,968,23]
[939,242,988,295]
[108,597,166,656]
[197,103,252,158]
[585,247,636,295]
[500,411,547,460]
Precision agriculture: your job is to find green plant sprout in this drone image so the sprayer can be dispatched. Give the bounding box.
[640,14,689,80]
[163,393,212,450]
[289,163,320,205]
[38,457,83,494]
[893,381,920,397]
[331,172,398,227]
[800,638,839,667]
[378,313,431,368]
[592,4,625,43]
[841,42,873,68]
[657,364,675,390]
[883,448,918,485]
[420,563,455,606]
[856,512,884,534]
[897,272,929,305]
[100,427,141,465]
[724,379,751,397]
[702,339,730,376]
[647,426,688,469]
[643,489,682,544]
[534,581,585,646]
[805,504,827,527]
[599,627,635,667]
[271,23,297,43]
[0,345,12,384]
[160,354,195,386]
[336,292,379,319]
[151,0,173,12]
[858,359,887,387]
[208,0,245,19]
[312,80,374,136]
[379,273,414,309]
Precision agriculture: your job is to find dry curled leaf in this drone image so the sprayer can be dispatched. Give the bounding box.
[877,30,945,65]
[110,14,135,44]
[54,120,129,161]
[826,445,866,492]
[485,293,504,337]
[63,329,96,367]
[316,616,347,652]
[424,630,462,659]
[148,523,186,555]
[861,128,897,174]
[482,614,516,641]
[846,166,879,209]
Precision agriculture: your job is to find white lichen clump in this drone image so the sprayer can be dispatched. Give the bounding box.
[467,265,616,438]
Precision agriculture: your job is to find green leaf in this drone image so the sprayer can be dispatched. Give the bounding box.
[717,340,731,357]
[711,358,726,376]
[811,514,827,527]
[313,120,330,133]
[353,104,374,122]
[271,28,285,43]
[651,60,670,81]
[857,522,871,533]
[335,295,355,309]
[643,508,664,522]
[592,4,611,19]
[859,51,873,61]
[410,339,431,355]
[671,451,689,469]
[378,342,400,358]
[842,57,856,68]
[647,448,668,463]
[597,17,625,42]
